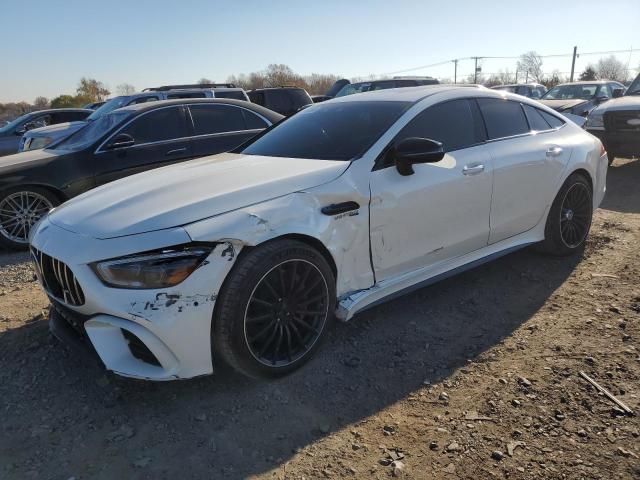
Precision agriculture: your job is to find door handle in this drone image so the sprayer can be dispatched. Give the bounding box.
[546,146,563,157]
[165,147,187,156]
[462,163,484,175]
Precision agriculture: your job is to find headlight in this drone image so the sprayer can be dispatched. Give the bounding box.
[92,246,212,289]
[25,136,53,151]
[585,112,604,128]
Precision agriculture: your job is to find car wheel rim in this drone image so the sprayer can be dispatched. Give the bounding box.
[559,183,591,249]
[0,191,53,244]
[244,259,329,368]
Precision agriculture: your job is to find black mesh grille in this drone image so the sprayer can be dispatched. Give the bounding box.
[604,110,640,133]
[31,247,85,306]
[121,329,161,367]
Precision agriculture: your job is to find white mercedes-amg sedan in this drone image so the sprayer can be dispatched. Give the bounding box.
[30,85,608,381]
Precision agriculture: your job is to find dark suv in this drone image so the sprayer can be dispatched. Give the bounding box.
[334,77,439,98]
[247,87,313,116]
[585,74,640,164]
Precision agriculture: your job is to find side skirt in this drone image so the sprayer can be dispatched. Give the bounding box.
[336,234,540,321]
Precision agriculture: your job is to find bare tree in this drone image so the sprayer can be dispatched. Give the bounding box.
[518,51,544,83]
[579,66,597,81]
[595,55,627,82]
[34,96,50,109]
[116,83,136,95]
[76,77,110,101]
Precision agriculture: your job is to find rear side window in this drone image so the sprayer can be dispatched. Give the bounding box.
[539,110,564,129]
[215,91,248,101]
[167,92,206,99]
[248,91,265,106]
[242,110,268,129]
[130,96,159,105]
[370,80,397,90]
[121,106,188,144]
[396,99,485,152]
[522,104,551,131]
[189,104,246,135]
[52,111,88,123]
[477,98,529,139]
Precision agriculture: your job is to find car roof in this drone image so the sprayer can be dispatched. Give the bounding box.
[28,108,93,115]
[249,87,307,92]
[557,80,616,86]
[113,98,283,122]
[329,84,486,103]
[492,83,544,88]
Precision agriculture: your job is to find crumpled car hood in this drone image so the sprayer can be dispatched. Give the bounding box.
[49,153,350,239]
[539,99,587,111]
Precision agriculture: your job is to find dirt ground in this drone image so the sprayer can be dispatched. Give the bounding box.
[0,158,638,480]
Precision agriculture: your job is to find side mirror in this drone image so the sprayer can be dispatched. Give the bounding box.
[612,88,624,98]
[595,94,609,103]
[394,137,445,176]
[105,133,134,150]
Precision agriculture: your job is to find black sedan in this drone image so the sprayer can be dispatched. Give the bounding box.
[0,99,282,249]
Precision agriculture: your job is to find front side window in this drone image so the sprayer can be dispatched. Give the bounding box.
[24,114,52,130]
[395,99,485,152]
[120,107,188,145]
[477,98,529,139]
[334,83,372,97]
[130,96,159,105]
[52,111,131,151]
[167,92,206,99]
[189,104,246,135]
[215,91,248,101]
[240,101,409,161]
[597,84,612,99]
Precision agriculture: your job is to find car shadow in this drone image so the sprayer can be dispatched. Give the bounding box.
[600,157,640,214]
[0,245,584,478]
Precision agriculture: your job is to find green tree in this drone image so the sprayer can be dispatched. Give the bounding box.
[50,95,78,108]
[76,77,110,102]
[579,66,597,81]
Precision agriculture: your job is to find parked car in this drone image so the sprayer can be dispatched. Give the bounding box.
[20,84,249,152]
[311,79,350,103]
[0,109,92,156]
[334,76,439,97]
[585,73,640,164]
[539,80,625,117]
[83,101,106,110]
[29,85,607,381]
[247,87,313,116]
[491,83,546,99]
[0,99,282,248]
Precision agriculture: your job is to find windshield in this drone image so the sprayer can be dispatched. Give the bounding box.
[542,84,598,100]
[87,96,130,121]
[626,75,640,95]
[334,83,372,98]
[240,101,409,161]
[51,110,130,151]
[0,112,32,134]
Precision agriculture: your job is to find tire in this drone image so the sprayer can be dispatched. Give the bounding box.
[607,152,616,166]
[0,187,59,250]
[212,239,336,379]
[537,173,593,256]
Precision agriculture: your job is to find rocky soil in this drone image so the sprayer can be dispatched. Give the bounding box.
[0,158,638,480]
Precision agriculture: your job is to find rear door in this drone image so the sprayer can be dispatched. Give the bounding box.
[187,103,269,157]
[93,105,193,185]
[478,98,572,244]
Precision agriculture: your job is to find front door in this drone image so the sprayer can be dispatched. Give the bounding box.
[369,98,494,281]
[93,105,193,186]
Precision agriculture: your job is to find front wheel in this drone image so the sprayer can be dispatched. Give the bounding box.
[537,173,593,256]
[212,239,336,379]
[0,187,59,250]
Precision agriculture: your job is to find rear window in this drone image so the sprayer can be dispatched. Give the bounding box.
[477,98,529,139]
[522,104,551,131]
[539,110,565,129]
[240,101,409,161]
[189,104,246,135]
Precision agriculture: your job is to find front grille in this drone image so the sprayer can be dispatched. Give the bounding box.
[121,329,161,366]
[604,110,640,133]
[31,247,85,306]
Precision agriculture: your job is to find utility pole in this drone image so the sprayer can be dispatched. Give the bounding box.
[570,46,577,82]
[474,57,479,83]
[453,59,458,84]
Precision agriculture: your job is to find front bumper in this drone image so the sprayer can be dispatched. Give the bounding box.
[31,217,240,380]
[587,128,640,157]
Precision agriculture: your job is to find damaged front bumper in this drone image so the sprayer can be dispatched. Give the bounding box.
[30,217,240,380]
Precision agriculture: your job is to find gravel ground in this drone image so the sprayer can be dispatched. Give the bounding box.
[0,158,638,480]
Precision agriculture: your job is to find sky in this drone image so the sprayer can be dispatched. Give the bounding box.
[1,0,639,103]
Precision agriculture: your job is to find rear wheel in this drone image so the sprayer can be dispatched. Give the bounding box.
[537,173,593,256]
[0,187,59,250]
[213,239,336,379]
